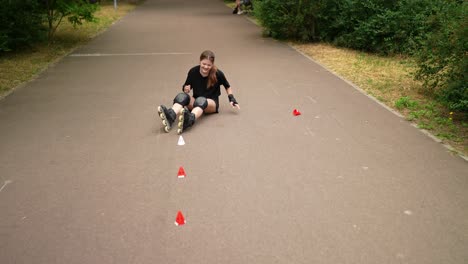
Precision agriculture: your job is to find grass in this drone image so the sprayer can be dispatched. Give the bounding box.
[293,43,467,156]
[0,0,140,99]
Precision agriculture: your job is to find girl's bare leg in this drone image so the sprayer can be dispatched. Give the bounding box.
[192,99,216,119]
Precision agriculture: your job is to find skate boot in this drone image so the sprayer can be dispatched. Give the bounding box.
[177,107,196,134]
[157,105,176,132]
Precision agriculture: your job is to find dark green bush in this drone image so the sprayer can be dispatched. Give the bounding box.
[254,0,320,41]
[414,0,467,112]
[317,0,393,42]
[0,0,46,52]
[316,0,434,55]
[256,0,434,54]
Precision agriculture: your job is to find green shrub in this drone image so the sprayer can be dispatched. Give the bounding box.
[414,0,467,113]
[0,0,46,52]
[254,0,320,41]
[316,0,437,55]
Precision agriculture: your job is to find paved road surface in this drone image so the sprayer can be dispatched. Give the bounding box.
[1,0,467,263]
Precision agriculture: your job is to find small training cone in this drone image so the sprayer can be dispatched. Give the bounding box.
[177,166,186,178]
[178,135,185,146]
[175,211,186,226]
[293,109,301,116]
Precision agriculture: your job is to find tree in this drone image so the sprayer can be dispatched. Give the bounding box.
[41,0,99,40]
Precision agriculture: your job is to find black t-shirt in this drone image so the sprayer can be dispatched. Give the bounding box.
[182,65,231,100]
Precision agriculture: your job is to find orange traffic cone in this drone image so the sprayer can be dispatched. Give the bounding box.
[175,211,186,226]
[293,109,301,116]
[177,166,186,178]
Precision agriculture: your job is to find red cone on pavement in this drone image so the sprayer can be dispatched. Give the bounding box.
[175,211,186,226]
[293,109,301,116]
[177,166,186,178]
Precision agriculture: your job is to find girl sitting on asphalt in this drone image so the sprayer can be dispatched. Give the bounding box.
[157,50,240,134]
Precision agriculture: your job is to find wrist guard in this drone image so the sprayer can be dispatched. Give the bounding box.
[228,94,238,106]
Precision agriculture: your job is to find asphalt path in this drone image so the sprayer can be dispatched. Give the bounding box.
[1,0,467,263]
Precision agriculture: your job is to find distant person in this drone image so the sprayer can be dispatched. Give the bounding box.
[157,50,240,134]
[232,0,243,14]
[232,0,252,14]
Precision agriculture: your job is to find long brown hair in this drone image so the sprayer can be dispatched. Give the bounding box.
[200,50,218,88]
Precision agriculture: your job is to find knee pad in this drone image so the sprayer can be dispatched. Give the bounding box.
[193,97,208,110]
[173,93,190,106]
